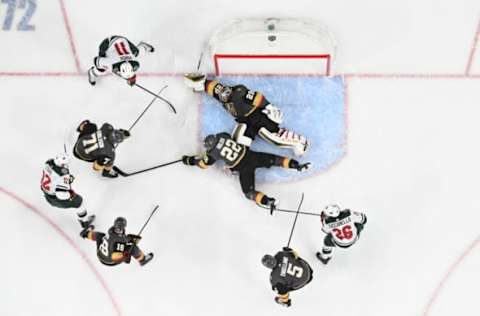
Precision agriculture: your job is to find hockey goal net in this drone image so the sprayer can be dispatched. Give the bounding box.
[201,18,337,76]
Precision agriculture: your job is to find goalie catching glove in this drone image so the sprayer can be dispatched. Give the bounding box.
[184,73,206,92]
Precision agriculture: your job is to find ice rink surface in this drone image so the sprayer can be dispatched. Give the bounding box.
[1,0,479,315]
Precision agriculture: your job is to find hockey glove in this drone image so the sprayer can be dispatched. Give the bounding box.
[184,73,206,92]
[127,75,137,86]
[295,162,311,172]
[262,104,284,124]
[182,155,197,166]
[69,174,75,184]
[127,234,142,244]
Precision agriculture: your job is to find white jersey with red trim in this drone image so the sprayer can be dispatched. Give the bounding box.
[40,160,71,199]
[96,37,139,70]
[321,210,366,247]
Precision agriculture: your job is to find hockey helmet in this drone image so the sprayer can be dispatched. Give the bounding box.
[53,153,70,168]
[261,254,277,269]
[119,61,135,79]
[112,217,127,235]
[108,129,128,145]
[203,134,217,151]
[323,204,341,218]
[214,84,233,102]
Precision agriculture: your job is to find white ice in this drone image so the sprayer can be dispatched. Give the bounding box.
[0,0,479,316]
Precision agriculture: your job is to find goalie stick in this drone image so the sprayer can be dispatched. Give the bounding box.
[113,158,183,177]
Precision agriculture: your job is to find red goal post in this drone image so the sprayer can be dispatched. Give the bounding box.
[201,18,337,76]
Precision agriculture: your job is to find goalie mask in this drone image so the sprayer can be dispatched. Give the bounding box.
[214,84,233,102]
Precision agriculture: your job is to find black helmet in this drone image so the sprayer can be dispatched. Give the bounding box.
[108,129,129,145]
[203,134,217,151]
[261,254,277,269]
[112,217,127,235]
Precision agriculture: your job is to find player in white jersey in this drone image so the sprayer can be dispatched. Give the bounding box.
[316,204,367,264]
[87,35,154,86]
[41,153,94,222]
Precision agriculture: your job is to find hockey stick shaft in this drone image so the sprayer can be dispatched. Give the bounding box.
[134,83,177,114]
[287,193,305,248]
[138,205,159,236]
[113,72,177,114]
[113,158,183,177]
[128,85,167,132]
[275,208,321,217]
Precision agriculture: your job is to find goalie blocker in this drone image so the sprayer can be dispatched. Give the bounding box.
[185,73,309,156]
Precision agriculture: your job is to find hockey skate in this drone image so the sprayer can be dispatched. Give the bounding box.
[315,252,331,265]
[140,253,154,266]
[79,215,95,238]
[87,67,97,86]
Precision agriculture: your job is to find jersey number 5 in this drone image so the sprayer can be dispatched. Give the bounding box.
[287,263,303,278]
[333,225,353,240]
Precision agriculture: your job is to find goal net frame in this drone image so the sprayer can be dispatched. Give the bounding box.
[201,18,337,76]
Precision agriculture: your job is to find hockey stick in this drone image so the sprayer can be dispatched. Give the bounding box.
[113,72,177,114]
[113,158,183,177]
[127,85,167,132]
[286,193,305,248]
[138,205,159,236]
[133,82,177,114]
[275,208,321,217]
[124,205,159,264]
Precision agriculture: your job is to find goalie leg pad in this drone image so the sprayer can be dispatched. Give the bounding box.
[258,127,309,156]
[232,123,253,147]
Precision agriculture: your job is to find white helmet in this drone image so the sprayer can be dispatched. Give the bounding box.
[119,61,135,79]
[323,204,341,218]
[53,153,70,168]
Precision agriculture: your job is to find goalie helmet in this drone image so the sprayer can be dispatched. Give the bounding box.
[214,83,233,102]
[203,134,218,151]
[112,217,127,235]
[261,254,277,269]
[323,204,341,218]
[53,153,70,168]
[119,61,135,79]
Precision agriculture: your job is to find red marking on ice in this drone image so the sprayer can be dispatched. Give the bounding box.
[0,187,123,316]
[465,18,480,75]
[422,235,480,316]
[58,0,82,74]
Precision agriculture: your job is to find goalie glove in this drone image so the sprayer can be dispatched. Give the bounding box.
[184,73,206,92]
[262,104,283,124]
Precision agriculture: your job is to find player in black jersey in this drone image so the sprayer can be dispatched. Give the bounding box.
[262,247,313,307]
[182,132,310,210]
[73,120,130,178]
[79,216,154,267]
[184,74,309,156]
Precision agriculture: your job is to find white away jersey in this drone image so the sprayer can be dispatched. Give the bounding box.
[97,36,139,69]
[321,210,366,247]
[40,161,71,198]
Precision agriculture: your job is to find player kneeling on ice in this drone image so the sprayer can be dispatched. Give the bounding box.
[262,247,313,307]
[316,204,367,264]
[88,35,154,86]
[41,153,95,222]
[73,120,130,178]
[79,216,154,267]
[182,132,310,211]
[184,74,309,156]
